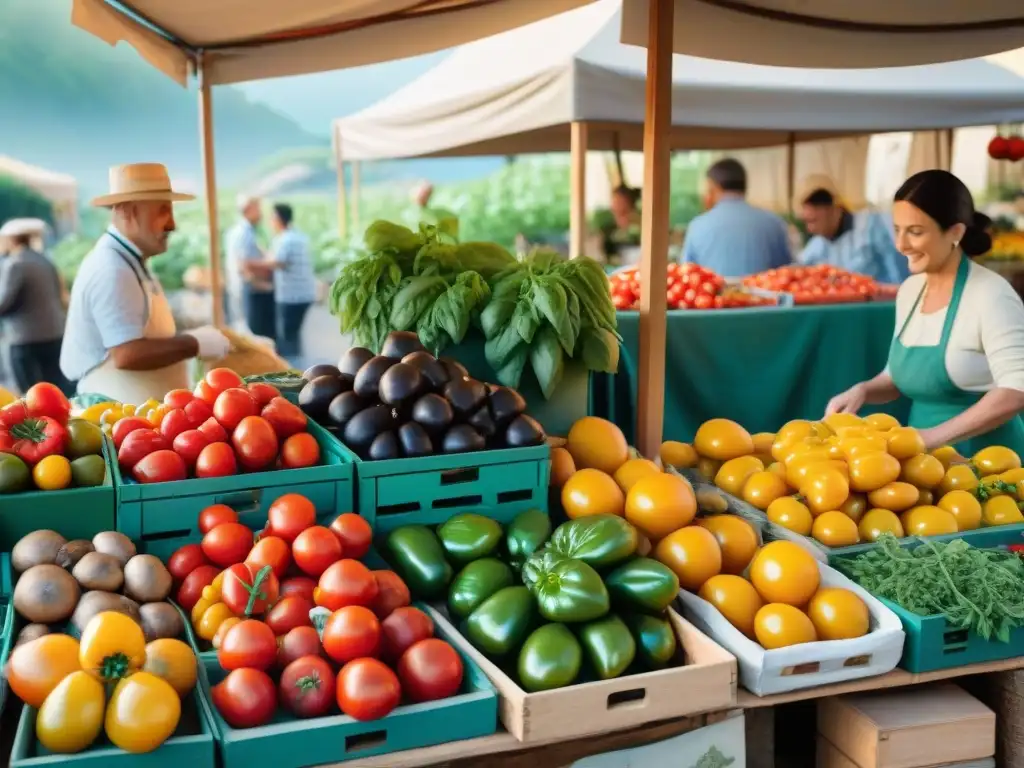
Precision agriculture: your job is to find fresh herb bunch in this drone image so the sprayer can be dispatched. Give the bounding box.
[835,534,1024,642]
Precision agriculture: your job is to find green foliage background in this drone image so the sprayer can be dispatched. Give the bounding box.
[0,175,54,226]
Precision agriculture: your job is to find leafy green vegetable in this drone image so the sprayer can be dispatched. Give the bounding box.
[530,325,565,399]
[389,275,448,331]
[455,241,517,278]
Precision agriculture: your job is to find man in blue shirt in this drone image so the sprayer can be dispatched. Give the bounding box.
[682,158,792,278]
[225,196,275,339]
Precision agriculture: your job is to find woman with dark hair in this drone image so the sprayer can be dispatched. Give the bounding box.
[826,170,1024,455]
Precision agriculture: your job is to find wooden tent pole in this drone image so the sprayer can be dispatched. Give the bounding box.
[570,122,588,259]
[786,132,796,217]
[636,0,674,459]
[944,128,955,171]
[333,125,348,240]
[198,53,224,328]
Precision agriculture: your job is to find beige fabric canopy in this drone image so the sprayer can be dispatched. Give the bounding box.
[0,156,79,234]
[71,0,598,86]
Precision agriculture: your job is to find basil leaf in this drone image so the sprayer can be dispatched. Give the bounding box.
[485,320,524,371]
[530,325,565,400]
[581,327,620,373]
[496,344,529,389]
[532,278,575,355]
[480,297,516,339]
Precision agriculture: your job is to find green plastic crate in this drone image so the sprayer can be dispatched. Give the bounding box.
[830,527,1024,673]
[10,684,216,768]
[196,605,497,767]
[0,437,117,551]
[114,421,357,561]
[0,552,14,716]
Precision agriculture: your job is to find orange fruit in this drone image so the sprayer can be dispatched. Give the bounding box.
[806,588,869,640]
[886,427,926,460]
[867,481,920,512]
[561,469,624,519]
[742,470,790,510]
[697,515,759,574]
[848,452,901,492]
[900,454,945,489]
[754,604,817,649]
[693,419,754,461]
[812,511,859,547]
[660,441,698,469]
[938,464,979,495]
[901,505,958,536]
[799,467,850,516]
[766,496,813,535]
[566,417,628,475]
[839,493,867,523]
[699,575,764,638]
[550,447,576,488]
[613,458,661,494]
[749,541,820,606]
[974,446,1022,475]
[654,526,722,592]
[937,490,982,531]
[858,508,905,542]
[625,473,696,540]
[715,456,764,496]
[864,413,900,431]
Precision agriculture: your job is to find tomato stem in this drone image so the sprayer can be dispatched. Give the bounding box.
[99,652,132,682]
[242,565,275,616]
[295,672,322,696]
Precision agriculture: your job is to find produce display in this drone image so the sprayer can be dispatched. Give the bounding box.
[166,494,468,725]
[383,510,682,691]
[329,220,619,398]
[742,265,881,305]
[296,331,545,460]
[0,383,108,493]
[609,263,778,311]
[984,231,1024,262]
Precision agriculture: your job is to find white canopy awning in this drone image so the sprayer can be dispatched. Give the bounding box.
[335,0,1024,161]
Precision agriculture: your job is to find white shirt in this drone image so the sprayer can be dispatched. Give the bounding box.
[889,260,1024,393]
[225,219,263,297]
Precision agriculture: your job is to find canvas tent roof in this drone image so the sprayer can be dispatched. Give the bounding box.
[334,0,1024,161]
[0,156,78,205]
[71,0,597,86]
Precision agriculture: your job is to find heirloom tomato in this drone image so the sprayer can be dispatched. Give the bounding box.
[564,416,629,475]
[937,489,982,530]
[195,441,237,478]
[280,656,336,718]
[799,466,849,515]
[698,575,763,638]
[167,543,210,583]
[697,515,758,574]
[199,503,239,534]
[79,611,146,682]
[561,468,625,519]
[221,562,280,616]
[277,626,324,669]
[885,427,926,460]
[142,638,198,696]
[316,559,378,611]
[380,606,435,662]
[900,453,945,489]
[369,569,411,619]
[25,382,71,422]
[624,472,696,540]
[293,525,343,578]
[848,452,901,493]
[974,445,1022,475]
[261,396,308,439]
[754,604,818,649]
[214,388,258,431]
[713,456,763,496]
[35,670,105,754]
[218,619,278,671]
[766,496,813,535]
[213,668,277,728]
[806,588,869,640]
[265,595,314,635]
[232,416,279,471]
[693,418,754,461]
[176,564,221,612]
[282,432,320,468]
[741,470,789,510]
[653,526,721,592]
[336,659,401,721]
[329,513,373,559]
[857,508,905,542]
[7,633,82,707]
[868,481,921,512]
[322,606,381,665]
[397,639,463,703]
[268,493,316,543]
[247,535,291,578]
[202,522,254,567]
[811,510,859,547]
[749,541,819,606]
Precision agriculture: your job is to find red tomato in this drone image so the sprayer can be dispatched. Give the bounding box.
[322,606,381,665]
[281,433,320,469]
[219,619,278,671]
[694,293,714,310]
[173,429,210,467]
[184,398,213,428]
[247,535,291,579]
[166,543,209,583]
[328,514,372,560]
[369,571,410,620]
[196,442,237,478]
[163,389,195,410]
[261,397,308,440]
[315,560,378,611]
[336,659,401,722]
[24,383,71,422]
[280,656,336,718]
[293,526,343,578]
[202,522,254,567]
[247,382,281,408]
[176,564,220,612]
[277,626,323,669]
[268,494,317,543]
[117,429,168,468]
[206,368,245,395]
[132,449,186,484]
[279,576,317,603]
[212,668,277,728]
[221,562,280,617]
[193,380,219,406]
[397,639,463,703]
[233,416,279,471]
[199,504,239,534]
[159,408,192,442]
[265,596,314,635]
[380,606,434,663]
[112,417,154,449]
[197,416,229,444]
[214,388,258,431]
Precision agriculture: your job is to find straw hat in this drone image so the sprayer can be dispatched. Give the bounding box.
[0,218,48,238]
[91,163,195,208]
[795,174,846,211]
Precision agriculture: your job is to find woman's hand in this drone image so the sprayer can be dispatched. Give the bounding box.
[825,383,867,417]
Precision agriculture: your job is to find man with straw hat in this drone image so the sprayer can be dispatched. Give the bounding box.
[60,163,230,403]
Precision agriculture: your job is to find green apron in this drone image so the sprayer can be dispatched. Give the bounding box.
[888,256,1024,457]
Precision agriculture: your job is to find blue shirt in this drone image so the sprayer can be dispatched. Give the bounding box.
[272,228,317,305]
[226,219,264,296]
[798,209,909,284]
[682,198,792,277]
[60,227,158,381]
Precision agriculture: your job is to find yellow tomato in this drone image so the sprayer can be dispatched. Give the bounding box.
[1000,467,1024,485]
[36,670,105,754]
[784,449,833,487]
[900,454,945,489]
[917,488,934,506]
[749,541,820,606]
[840,435,888,461]
[742,470,790,511]
[654,526,722,592]
[982,495,1024,527]
[696,457,722,481]
[714,456,764,496]
[806,588,869,640]
[751,432,775,466]
[80,611,147,682]
[145,405,169,428]
[549,447,576,488]
[931,445,965,469]
[660,441,698,469]
[562,469,625,519]
[823,413,864,432]
[867,481,920,512]
[886,427,926,460]
[196,603,236,642]
[694,419,754,461]
[699,574,764,638]
[858,508,905,541]
[767,461,787,480]
[32,455,72,491]
[939,464,980,495]
[105,672,181,754]
[937,490,982,530]
[566,417,629,475]
[974,445,1022,476]
[864,413,900,431]
[771,420,816,462]
[848,452,901,493]
[7,634,82,708]
[767,496,814,535]
[809,422,835,439]
[902,506,958,536]
[121,403,137,417]
[780,440,828,468]
[625,472,696,540]
[812,511,860,547]
[840,493,867,523]
[697,515,759,574]
[799,467,850,516]
[143,639,197,697]
[614,458,661,494]
[754,603,818,649]
[99,406,124,426]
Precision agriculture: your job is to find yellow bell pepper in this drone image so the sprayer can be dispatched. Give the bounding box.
[196,603,236,642]
[0,387,15,409]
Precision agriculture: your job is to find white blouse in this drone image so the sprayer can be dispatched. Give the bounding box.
[887,261,1024,393]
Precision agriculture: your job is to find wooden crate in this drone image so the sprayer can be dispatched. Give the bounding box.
[425,605,737,744]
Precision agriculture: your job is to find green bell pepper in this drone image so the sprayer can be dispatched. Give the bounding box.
[505,508,552,567]
[624,613,677,669]
[384,525,454,599]
[437,513,503,565]
[605,557,680,613]
[518,624,582,692]
[521,549,569,595]
[549,515,638,569]
[448,558,515,620]
[579,614,636,680]
[465,586,537,657]
[535,557,610,623]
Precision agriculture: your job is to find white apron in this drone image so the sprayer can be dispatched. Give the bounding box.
[78,234,190,404]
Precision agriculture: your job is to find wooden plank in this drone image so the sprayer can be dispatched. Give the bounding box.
[197,54,224,328]
[569,121,588,259]
[333,125,347,240]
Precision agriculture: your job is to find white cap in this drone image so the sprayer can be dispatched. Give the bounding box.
[0,218,48,238]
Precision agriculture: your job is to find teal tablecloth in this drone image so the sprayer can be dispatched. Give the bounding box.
[590,303,910,445]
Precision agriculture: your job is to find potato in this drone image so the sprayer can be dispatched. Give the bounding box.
[14,624,51,648]
[123,555,173,603]
[139,602,184,642]
[72,552,124,592]
[13,564,80,624]
[12,530,67,573]
[55,540,95,571]
[72,591,141,634]
[91,531,136,567]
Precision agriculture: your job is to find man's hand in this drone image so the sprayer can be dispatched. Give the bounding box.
[184,326,232,360]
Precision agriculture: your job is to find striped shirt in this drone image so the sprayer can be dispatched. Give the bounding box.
[272,228,317,305]
[798,209,909,284]
[225,219,265,297]
[681,198,792,278]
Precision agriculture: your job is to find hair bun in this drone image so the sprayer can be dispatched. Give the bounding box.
[961,220,992,258]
